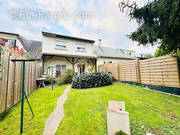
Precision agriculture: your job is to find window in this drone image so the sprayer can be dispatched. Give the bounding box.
[4,39,16,48]
[8,39,16,48]
[77,44,86,51]
[55,40,67,49]
[56,65,66,76]
[96,46,103,53]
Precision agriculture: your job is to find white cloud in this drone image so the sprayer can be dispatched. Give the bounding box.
[15,28,41,40]
[129,42,158,55]
[36,0,77,11]
[30,21,52,29]
[8,1,20,8]
[32,0,153,54]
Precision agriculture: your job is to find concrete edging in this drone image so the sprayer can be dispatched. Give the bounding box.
[107,100,130,135]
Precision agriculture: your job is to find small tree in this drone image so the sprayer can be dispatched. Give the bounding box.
[144,54,153,58]
[119,0,180,56]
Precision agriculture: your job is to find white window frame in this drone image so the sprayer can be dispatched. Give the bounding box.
[77,44,86,51]
[56,64,66,76]
[55,40,67,49]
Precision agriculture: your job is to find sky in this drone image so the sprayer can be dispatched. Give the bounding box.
[0,0,157,55]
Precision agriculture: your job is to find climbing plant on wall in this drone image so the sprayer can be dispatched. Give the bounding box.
[0,37,24,80]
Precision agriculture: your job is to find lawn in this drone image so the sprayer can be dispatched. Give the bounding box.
[56,82,180,135]
[0,85,67,135]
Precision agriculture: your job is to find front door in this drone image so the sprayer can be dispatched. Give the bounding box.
[80,63,85,74]
[56,65,61,77]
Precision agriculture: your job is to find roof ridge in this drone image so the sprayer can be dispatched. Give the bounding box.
[42,31,95,43]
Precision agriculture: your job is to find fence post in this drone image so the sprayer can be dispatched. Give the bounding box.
[137,59,141,84]
[118,63,120,81]
[176,57,180,87]
[106,64,107,72]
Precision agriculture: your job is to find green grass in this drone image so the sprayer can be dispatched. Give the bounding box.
[56,82,180,135]
[0,85,67,135]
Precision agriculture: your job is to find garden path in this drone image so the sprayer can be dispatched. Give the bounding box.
[43,85,71,135]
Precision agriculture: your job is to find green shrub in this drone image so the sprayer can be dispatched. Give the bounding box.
[115,130,128,135]
[57,69,73,85]
[44,76,52,84]
[72,72,113,89]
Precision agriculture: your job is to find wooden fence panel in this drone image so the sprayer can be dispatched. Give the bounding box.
[139,56,180,87]
[0,51,10,114]
[33,63,37,89]
[30,63,33,93]
[98,56,180,88]
[118,60,139,83]
[14,62,21,104]
[25,62,29,95]
[0,49,42,114]
[107,63,119,80]
[27,63,31,94]
[6,60,15,110]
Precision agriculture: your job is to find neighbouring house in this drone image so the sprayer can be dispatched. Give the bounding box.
[41,32,97,77]
[135,53,153,59]
[0,31,24,50]
[94,46,136,67]
[121,49,135,57]
[0,31,42,59]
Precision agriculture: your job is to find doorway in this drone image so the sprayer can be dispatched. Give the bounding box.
[80,63,85,74]
[77,62,85,74]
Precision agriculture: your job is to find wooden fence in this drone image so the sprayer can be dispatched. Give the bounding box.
[0,48,42,114]
[98,56,180,88]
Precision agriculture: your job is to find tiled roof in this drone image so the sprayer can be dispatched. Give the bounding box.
[18,36,42,59]
[94,46,136,59]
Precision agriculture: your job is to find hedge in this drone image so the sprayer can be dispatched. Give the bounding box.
[72,72,113,89]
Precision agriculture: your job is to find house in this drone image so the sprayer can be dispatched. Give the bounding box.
[121,49,135,57]
[41,32,137,76]
[41,32,97,77]
[0,31,24,50]
[135,53,153,59]
[94,45,136,67]
[0,31,42,59]
[1,31,137,77]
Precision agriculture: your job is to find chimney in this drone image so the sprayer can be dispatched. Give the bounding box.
[98,39,102,46]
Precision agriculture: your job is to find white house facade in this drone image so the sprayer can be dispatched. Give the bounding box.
[41,32,97,77]
[0,31,137,77]
[41,32,137,76]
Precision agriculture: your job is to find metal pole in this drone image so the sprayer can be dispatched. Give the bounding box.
[20,61,25,134]
[24,91,34,117]
[11,59,35,134]
[51,67,53,90]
